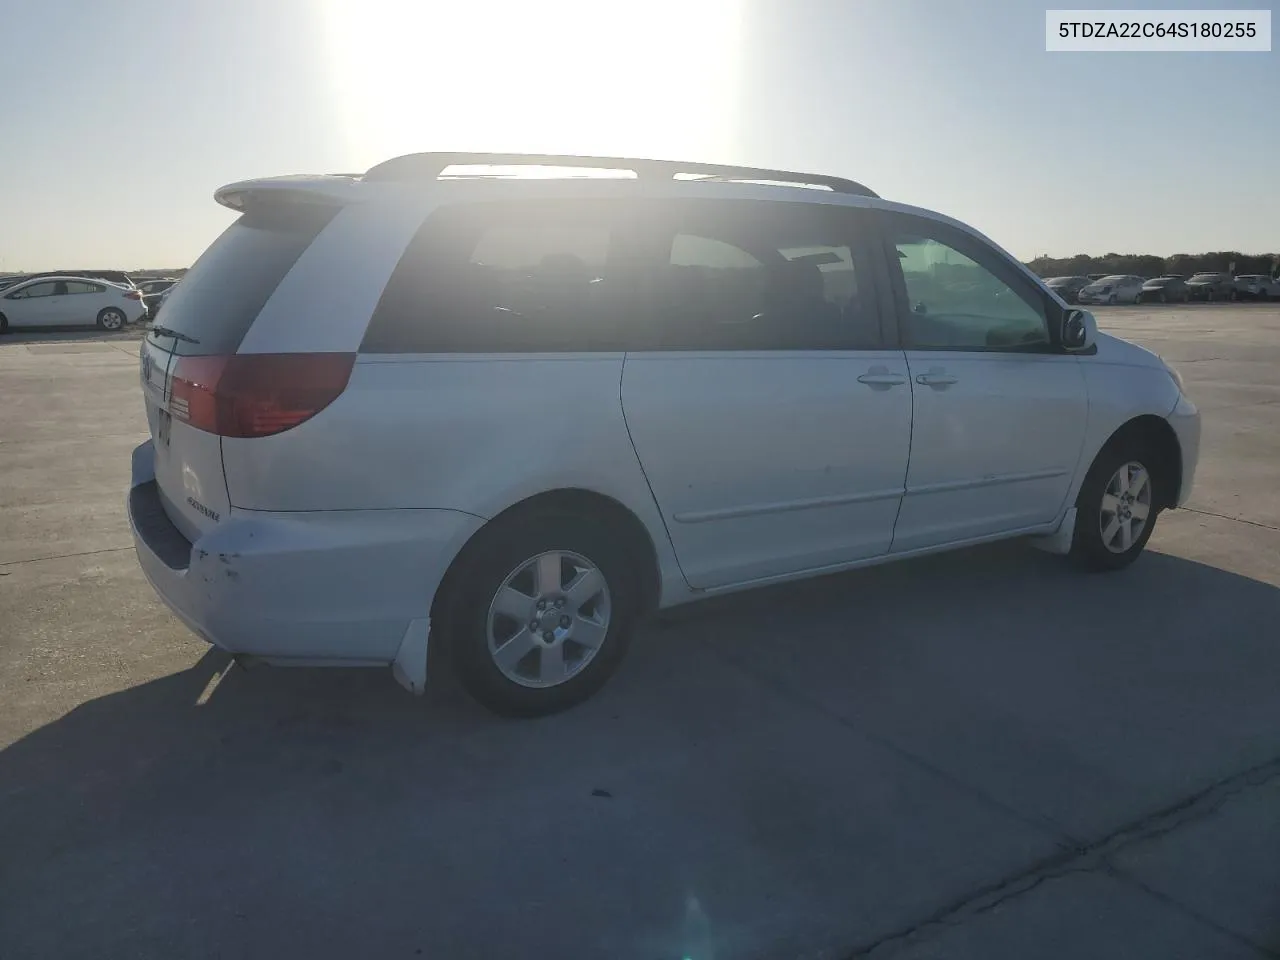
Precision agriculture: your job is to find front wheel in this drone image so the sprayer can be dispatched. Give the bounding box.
[1071,446,1159,571]
[97,308,126,331]
[446,511,638,716]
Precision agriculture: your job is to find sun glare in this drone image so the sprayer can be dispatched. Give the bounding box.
[322,0,743,170]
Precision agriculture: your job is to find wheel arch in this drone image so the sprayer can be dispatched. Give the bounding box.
[1092,414,1183,510]
[432,486,664,633]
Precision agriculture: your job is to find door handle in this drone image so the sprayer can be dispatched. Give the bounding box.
[915,370,958,388]
[857,373,907,387]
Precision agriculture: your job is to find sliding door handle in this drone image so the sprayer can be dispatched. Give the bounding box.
[857,373,907,387]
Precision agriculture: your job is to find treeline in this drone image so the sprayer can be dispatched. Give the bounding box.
[1026,252,1279,279]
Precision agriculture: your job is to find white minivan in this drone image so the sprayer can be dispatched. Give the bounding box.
[128,153,1200,716]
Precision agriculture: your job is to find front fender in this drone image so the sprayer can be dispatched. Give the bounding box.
[1067,340,1182,509]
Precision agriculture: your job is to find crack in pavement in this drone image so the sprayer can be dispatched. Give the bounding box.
[1180,507,1280,532]
[0,545,132,568]
[849,755,1280,958]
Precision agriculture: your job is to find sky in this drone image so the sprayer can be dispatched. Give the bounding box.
[1,0,1276,270]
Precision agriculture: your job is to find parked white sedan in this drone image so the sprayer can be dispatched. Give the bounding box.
[0,276,147,332]
[1077,275,1145,305]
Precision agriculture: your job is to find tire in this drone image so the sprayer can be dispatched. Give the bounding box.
[445,510,639,717]
[1158,292,1167,304]
[0,312,7,334]
[97,308,126,331]
[1107,294,1118,305]
[1070,441,1160,571]
[1182,292,1189,303]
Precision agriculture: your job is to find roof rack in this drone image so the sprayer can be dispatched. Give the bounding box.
[362,152,877,198]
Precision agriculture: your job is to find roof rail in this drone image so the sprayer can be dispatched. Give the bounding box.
[362,152,877,198]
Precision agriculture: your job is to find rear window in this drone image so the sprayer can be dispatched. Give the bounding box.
[362,200,635,353]
[151,203,335,356]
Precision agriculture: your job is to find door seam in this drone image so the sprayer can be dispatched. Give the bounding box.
[618,352,694,589]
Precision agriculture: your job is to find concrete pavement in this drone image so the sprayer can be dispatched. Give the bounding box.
[1,307,1277,958]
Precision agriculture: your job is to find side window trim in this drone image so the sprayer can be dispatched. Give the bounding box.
[875,211,1061,354]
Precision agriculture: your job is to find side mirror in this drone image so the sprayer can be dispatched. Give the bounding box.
[1061,308,1096,351]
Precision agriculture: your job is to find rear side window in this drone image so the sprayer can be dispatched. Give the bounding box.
[363,200,638,353]
[640,199,876,351]
[64,281,104,294]
[152,204,335,356]
[363,197,881,354]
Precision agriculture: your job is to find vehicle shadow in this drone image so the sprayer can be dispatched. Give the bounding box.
[2,543,1278,956]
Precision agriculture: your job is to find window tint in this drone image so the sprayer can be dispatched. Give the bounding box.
[64,281,103,295]
[364,200,635,353]
[363,198,879,354]
[8,281,58,299]
[891,227,1049,351]
[153,203,336,356]
[637,199,875,351]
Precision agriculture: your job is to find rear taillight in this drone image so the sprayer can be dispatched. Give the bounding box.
[125,291,142,300]
[169,353,355,438]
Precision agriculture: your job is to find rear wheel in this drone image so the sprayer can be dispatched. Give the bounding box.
[445,511,638,716]
[97,307,125,331]
[1107,294,1118,305]
[1071,444,1160,571]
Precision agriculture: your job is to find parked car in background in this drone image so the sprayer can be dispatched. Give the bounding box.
[1044,276,1092,303]
[1185,272,1236,302]
[0,276,147,331]
[1077,275,1145,305]
[1,269,135,289]
[127,151,1200,717]
[1234,275,1277,301]
[1139,276,1189,303]
[150,283,178,317]
[1087,273,1107,281]
[137,278,179,317]
[0,276,25,292]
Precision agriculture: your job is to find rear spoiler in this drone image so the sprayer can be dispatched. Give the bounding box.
[214,174,365,212]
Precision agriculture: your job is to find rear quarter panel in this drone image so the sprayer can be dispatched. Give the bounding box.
[220,354,687,599]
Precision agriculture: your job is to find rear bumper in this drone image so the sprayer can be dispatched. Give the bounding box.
[128,440,484,663]
[1167,395,1200,508]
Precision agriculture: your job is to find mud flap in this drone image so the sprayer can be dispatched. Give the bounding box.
[392,616,431,695]
[1030,507,1076,555]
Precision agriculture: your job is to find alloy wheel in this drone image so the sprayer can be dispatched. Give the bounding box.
[485,549,612,688]
[1099,461,1152,554]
